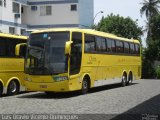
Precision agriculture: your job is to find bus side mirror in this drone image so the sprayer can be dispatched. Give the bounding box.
[15,43,27,57]
[65,41,73,55]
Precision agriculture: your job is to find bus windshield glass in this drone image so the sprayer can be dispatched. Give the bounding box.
[25,32,69,75]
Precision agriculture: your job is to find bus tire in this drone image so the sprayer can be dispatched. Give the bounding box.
[7,80,20,96]
[127,72,133,85]
[0,82,3,97]
[121,73,127,87]
[81,77,90,94]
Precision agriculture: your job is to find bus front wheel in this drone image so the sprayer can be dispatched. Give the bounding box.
[0,82,3,97]
[7,80,20,96]
[81,78,90,94]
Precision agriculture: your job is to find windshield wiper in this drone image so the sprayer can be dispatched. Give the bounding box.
[28,45,44,51]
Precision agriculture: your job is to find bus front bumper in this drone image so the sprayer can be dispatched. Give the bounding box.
[25,80,71,92]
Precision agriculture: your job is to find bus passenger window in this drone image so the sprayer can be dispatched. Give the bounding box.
[0,38,7,56]
[135,44,140,55]
[124,42,130,54]
[116,41,124,53]
[101,38,106,52]
[96,37,101,52]
[106,39,112,52]
[85,34,96,53]
[96,37,106,52]
[130,43,135,54]
[111,40,116,53]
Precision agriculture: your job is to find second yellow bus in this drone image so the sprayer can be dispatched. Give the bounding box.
[0,33,27,96]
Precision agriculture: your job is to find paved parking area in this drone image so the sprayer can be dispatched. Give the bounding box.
[0,79,160,120]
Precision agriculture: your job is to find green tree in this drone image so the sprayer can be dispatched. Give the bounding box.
[142,15,160,78]
[96,14,143,40]
[140,0,160,44]
[149,15,160,60]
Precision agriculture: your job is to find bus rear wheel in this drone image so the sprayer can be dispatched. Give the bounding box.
[7,80,20,96]
[127,72,133,85]
[121,74,127,87]
[0,82,3,97]
[81,78,90,94]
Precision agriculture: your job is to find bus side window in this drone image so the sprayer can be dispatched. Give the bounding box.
[130,43,135,54]
[124,42,130,54]
[135,44,140,55]
[116,41,124,53]
[0,37,7,56]
[95,37,106,52]
[101,38,106,52]
[85,34,96,53]
[111,40,116,53]
[106,39,112,53]
[7,38,17,57]
[95,37,101,52]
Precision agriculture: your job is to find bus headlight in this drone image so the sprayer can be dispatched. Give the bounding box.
[53,76,68,82]
[24,77,32,82]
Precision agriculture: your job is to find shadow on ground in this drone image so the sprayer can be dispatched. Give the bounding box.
[110,94,160,120]
[17,83,138,99]
[1,91,29,98]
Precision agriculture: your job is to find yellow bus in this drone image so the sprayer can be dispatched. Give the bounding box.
[0,33,27,96]
[21,28,141,94]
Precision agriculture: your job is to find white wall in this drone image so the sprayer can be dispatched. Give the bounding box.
[0,0,22,34]
[23,3,79,25]
[0,24,21,34]
[0,0,94,35]
[2,1,21,24]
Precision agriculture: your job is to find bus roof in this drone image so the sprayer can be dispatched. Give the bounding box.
[31,28,140,44]
[0,32,27,40]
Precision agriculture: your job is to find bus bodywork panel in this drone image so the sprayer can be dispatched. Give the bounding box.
[0,58,25,94]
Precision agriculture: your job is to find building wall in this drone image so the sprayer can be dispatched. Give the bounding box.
[0,0,23,34]
[23,3,79,26]
[0,0,93,35]
[78,0,94,28]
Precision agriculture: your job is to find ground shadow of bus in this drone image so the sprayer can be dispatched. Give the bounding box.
[17,83,138,99]
[110,94,160,120]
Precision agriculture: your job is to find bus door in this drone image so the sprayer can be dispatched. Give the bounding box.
[70,32,82,76]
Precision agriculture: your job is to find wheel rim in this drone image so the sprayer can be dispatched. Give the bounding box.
[122,75,126,86]
[83,80,88,90]
[129,74,133,84]
[9,81,17,93]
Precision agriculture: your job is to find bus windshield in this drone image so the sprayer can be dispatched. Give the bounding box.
[25,32,69,75]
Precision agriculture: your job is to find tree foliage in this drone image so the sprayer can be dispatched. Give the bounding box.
[140,0,160,45]
[142,15,160,78]
[140,0,160,20]
[96,14,143,40]
[148,15,160,60]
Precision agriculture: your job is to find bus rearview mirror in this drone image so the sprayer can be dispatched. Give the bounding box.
[15,43,27,57]
[65,41,73,55]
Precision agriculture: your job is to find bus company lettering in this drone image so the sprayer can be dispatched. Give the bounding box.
[87,56,96,64]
